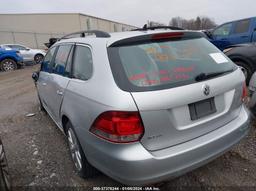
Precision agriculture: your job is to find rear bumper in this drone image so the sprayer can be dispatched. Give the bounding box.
[85,105,250,186]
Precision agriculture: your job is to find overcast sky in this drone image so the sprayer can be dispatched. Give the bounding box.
[0,0,255,27]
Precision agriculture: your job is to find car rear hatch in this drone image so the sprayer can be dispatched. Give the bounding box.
[107,31,244,151]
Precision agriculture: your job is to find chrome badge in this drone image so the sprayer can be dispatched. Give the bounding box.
[203,84,210,96]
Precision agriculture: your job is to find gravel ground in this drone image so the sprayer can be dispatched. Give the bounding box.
[0,66,255,191]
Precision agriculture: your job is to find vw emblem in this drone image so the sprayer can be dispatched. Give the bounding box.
[202,84,210,96]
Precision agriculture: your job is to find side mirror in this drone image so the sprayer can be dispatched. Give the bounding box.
[32,72,39,82]
[25,48,30,51]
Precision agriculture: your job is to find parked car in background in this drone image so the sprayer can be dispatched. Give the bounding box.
[206,17,256,50]
[0,138,11,191]
[32,28,250,185]
[224,43,256,84]
[0,47,23,72]
[1,44,45,64]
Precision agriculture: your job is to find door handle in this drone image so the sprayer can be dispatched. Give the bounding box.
[57,90,63,96]
[241,36,248,38]
[42,82,47,86]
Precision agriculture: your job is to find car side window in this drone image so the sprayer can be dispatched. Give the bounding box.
[233,19,251,34]
[64,46,74,77]
[213,23,233,36]
[41,47,56,72]
[72,45,93,80]
[12,45,26,50]
[52,45,72,76]
[7,45,15,49]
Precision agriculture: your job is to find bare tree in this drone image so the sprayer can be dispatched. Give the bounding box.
[200,17,216,29]
[148,21,165,27]
[169,16,216,30]
[169,17,183,28]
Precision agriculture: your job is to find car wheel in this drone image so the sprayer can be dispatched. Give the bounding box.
[0,59,17,72]
[0,142,11,191]
[235,61,252,85]
[34,54,44,64]
[66,122,98,178]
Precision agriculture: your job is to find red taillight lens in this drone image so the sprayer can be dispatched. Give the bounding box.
[90,111,144,143]
[242,82,248,101]
[152,32,184,40]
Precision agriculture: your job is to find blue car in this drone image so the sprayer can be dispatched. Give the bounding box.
[207,17,256,50]
[0,47,24,72]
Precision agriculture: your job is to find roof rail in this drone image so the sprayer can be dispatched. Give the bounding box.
[44,30,111,48]
[132,24,184,31]
[60,30,111,40]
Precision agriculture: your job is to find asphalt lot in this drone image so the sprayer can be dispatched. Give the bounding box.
[0,66,256,191]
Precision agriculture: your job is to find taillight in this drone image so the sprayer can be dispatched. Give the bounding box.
[90,111,144,143]
[242,82,248,102]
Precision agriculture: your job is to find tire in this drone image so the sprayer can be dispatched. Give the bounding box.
[234,61,253,85]
[34,54,44,64]
[0,59,17,72]
[0,142,11,191]
[66,122,98,178]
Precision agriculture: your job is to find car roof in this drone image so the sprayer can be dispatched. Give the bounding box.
[55,30,202,48]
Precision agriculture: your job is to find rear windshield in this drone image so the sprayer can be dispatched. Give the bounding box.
[108,37,236,92]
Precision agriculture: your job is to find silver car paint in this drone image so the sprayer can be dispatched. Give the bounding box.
[37,31,250,185]
[81,105,249,185]
[133,69,244,151]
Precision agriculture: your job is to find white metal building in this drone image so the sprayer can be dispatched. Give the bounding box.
[0,13,136,48]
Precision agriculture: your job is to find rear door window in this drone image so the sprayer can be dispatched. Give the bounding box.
[72,45,93,81]
[10,45,26,50]
[41,47,57,73]
[52,44,72,76]
[64,46,74,77]
[108,37,236,92]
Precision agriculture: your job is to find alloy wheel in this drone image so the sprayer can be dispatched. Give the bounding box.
[0,144,10,190]
[67,128,82,171]
[34,55,43,64]
[1,60,16,71]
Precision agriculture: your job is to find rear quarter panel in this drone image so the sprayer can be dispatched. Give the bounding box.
[59,41,138,156]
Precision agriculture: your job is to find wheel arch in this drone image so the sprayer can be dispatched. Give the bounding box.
[228,54,255,71]
[0,56,17,63]
[34,53,44,58]
[61,114,70,135]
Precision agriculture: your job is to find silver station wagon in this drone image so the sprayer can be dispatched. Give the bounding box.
[32,27,250,185]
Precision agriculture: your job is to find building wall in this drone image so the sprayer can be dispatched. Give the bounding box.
[0,13,136,48]
[0,14,81,33]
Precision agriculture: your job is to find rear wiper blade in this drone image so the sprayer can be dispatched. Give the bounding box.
[195,69,234,82]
